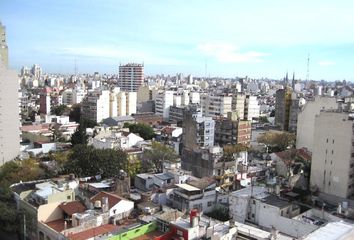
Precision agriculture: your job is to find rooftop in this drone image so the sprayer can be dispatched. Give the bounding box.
[304,221,354,240]
[59,201,86,216]
[90,191,122,209]
[68,224,119,240]
[262,195,292,209]
[230,186,268,199]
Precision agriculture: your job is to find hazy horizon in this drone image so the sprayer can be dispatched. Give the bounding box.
[1,0,354,81]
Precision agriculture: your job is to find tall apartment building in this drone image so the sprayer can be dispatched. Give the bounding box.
[0,22,8,67]
[275,88,292,131]
[214,112,251,146]
[39,87,52,114]
[31,64,42,81]
[81,90,110,123]
[201,94,232,117]
[182,106,215,149]
[0,56,20,165]
[244,95,260,121]
[296,96,338,152]
[118,63,144,92]
[310,110,354,199]
[155,90,174,120]
[232,94,245,119]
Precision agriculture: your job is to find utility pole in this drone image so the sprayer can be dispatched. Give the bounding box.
[306,53,310,82]
[23,212,26,240]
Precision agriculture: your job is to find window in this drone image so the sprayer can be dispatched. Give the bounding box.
[332,150,334,155]
[326,138,328,143]
[328,181,331,186]
[207,201,213,207]
[326,149,327,154]
[67,196,71,200]
[333,139,335,144]
[177,230,183,236]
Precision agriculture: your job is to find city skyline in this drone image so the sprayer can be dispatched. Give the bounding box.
[1,0,354,81]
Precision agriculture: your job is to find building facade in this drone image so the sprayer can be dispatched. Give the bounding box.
[296,96,338,152]
[0,22,8,67]
[118,63,144,92]
[310,110,354,199]
[0,61,20,165]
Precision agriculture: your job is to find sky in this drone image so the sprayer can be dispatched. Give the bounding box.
[1,0,354,81]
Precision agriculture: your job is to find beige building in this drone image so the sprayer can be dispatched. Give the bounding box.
[232,94,245,119]
[310,111,354,199]
[0,22,8,67]
[296,96,338,152]
[0,57,20,165]
[201,94,232,117]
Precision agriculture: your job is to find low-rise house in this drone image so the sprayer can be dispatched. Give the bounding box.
[89,129,144,150]
[90,191,134,219]
[171,177,216,213]
[229,186,351,239]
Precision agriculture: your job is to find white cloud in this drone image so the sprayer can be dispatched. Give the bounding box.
[318,60,336,66]
[197,42,268,63]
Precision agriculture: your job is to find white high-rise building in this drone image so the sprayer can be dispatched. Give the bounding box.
[232,94,245,120]
[72,87,86,104]
[62,89,73,105]
[296,97,338,152]
[118,63,144,92]
[189,92,200,104]
[0,61,20,165]
[244,95,260,121]
[201,94,232,117]
[109,89,137,117]
[0,22,8,68]
[155,90,174,120]
[81,90,110,123]
[31,64,42,80]
[126,92,137,116]
[310,110,354,199]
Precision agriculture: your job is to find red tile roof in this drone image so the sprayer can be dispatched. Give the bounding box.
[59,201,87,216]
[46,219,72,232]
[90,191,122,209]
[162,127,175,135]
[68,224,118,240]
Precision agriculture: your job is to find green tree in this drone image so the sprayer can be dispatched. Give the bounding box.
[65,145,128,178]
[70,128,88,146]
[124,122,155,140]
[141,141,178,173]
[51,105,69,116]
[223,144,248,162]
[0,159,44,233]
[257,131,295,152]
[69,104,81,123]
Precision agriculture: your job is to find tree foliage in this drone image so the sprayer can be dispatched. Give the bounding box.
[223,144,248,162]
[51,105,69,116]
[69,104,81,123]
[257,131,295,152]
[71,128,88,146]
[64,144,129,178]
[70,117,97,146]
[0,159,44,233]
[141,141,179,173]
[124,122,155,140]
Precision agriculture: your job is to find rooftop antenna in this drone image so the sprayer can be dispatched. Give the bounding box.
[306,53,310,82]
[74,58,77,76]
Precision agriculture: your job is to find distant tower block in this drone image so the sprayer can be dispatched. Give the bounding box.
[0,22,9,67]
[118,63,144,92]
